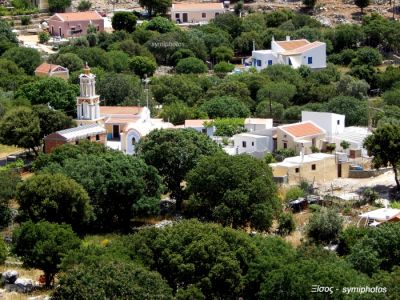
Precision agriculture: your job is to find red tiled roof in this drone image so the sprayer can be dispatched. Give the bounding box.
[280,121,324,138]
[172,3,224,11]
[53,11,103,22]
[275,39,309,50]
[35,63,65,74]
[100,106,143,116]
[105,118,140,124]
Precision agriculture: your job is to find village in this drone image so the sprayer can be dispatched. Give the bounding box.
[0,0,400,298]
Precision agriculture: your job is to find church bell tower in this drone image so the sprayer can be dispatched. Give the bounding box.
[76,63,100,121]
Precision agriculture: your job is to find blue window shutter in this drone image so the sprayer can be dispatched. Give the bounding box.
[288,58,292,65]
[308,57,313,64]
[268,60,272,65]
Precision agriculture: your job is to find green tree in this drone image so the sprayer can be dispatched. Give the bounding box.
[137,129,221,210]
[38,32,50,44]
[119,219,258,298]
[336,75,369,99]
[214,61,235,74]
[77,0,91,11]
[353,47,382,66]
[256,101,284,120]
[48,0,71,12]
[32,105,74,137]
[129,56,157,78]
[55,53,84,72]
[211,45,234,62]
[200,96,250,118]
[306,208,343,244]
[337,226,368,255]
[139,0,171,17]
[2,47,42,75]
[364,123,400,189]
[53,259,173,299]
[170,48,195,66]
[355,0,370,14]
[277,212,296,236]
[332,24,364,52]
[209,118,245,137]
[186,153,280,230]
[16,77,78,113]
[324,96,368,126]
[16,173,93,233]
[74,47,111,70]
[285,186,305,202]
[212,13,242,38]
[97,73,142,105]
[340,140,351,151]
[176,57,208,74]
[206,80,254,108]
[12,221,81,287]
[44,151,162,231]
[347,238,381,276]
[257,82,297,108]
[106,50,130,73]
[0,170,21,228]
[0,107,41,155]
[160,100,197,125]
[146,16,176,33]
[111,12,137,33]
[382,88,400,106]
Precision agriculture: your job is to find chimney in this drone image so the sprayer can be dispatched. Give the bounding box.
[286,36,290,41]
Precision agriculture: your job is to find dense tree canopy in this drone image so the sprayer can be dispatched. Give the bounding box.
[139,0,171,17]
[12,221,81,287]
[2,47,42,75]
[186,153,280,231]
[16,173,93,233]
[16,77,78,113]
[44,151,162,231]
[111,12,137,33]
[137,129,222,209]
[200,96,251,118]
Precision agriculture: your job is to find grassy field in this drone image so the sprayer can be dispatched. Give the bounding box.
[0,145,23,158]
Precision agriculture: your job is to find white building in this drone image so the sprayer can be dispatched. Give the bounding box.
[184,119,215,137]
[232,128,276,157]
[332,127,371,154]
[252,36,326,70]
[75,64,173,154]
[301,111,345,141]
[244,118,273,132]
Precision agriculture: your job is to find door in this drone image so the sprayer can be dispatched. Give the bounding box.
[183,13,188,23]
[113,125,120,139]
[337,164,342,178]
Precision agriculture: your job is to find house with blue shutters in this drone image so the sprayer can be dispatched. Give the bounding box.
[251,36,326,70]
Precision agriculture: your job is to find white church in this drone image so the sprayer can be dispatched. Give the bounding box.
[45,64,173,154]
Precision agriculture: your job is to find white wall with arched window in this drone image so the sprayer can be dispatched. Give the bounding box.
[125,129,141,154]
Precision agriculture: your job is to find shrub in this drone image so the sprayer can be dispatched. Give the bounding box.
[285,186,305,202]
[176,57,208,74]
[20,15,30,26]
[306,208,343,244]
[38,31,50,44]
[277,212,296,236]
[214,61,235,74]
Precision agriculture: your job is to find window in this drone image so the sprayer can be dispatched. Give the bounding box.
[288,58,292,66]
[132,137,136,145]
[87,136,91,140]
[175,13,180,19]
[75,141,79,145]
[257,60,261,67]
[202,13,206,18]
[201,128,207,134]
[283,142,287,149]
[337,120,340,125]
[312,164,316,170]
[215,12,220,16]
[251,142,254,146]
[96,134,100,141]
[295,168,299,173]
[267,60,273,65]
[242,141,247,148]
[308,57,313,64]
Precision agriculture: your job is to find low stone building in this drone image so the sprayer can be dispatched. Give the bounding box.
[44,123,106,153]
[270,153,350,185]
[34,63,69,80]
